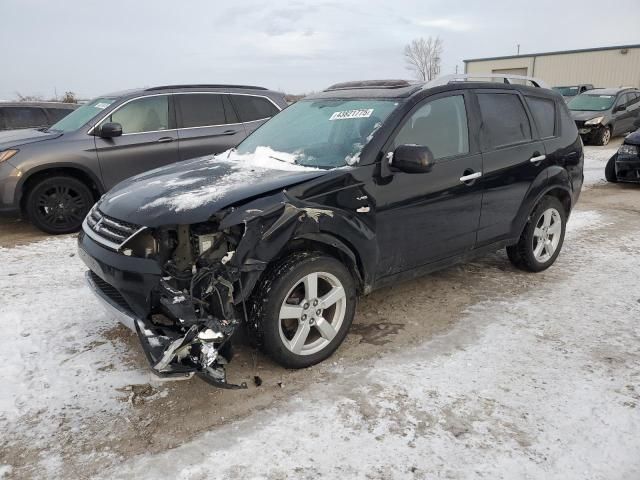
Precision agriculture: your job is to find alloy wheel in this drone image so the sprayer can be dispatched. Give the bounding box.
[34,184,89,230]
[532,207,562,263]
[278,271,347,356]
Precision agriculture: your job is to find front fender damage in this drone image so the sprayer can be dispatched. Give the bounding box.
[142,191,339,388]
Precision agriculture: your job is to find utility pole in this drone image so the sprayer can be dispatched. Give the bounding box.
[517,44,520,55]
[455,64,458,74]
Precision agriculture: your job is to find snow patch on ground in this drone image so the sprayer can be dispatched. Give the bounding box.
[103,210,640,479]
[0,239,151,446]
[582,143,620,188]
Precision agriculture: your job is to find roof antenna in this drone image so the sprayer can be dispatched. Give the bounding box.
[517,44,521,55]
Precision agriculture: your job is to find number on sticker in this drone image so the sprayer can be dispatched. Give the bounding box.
[329,109,374,121]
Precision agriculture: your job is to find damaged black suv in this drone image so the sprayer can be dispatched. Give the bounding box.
[78,75,583,388]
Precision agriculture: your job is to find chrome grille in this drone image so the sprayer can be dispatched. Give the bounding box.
[83,204,143,250]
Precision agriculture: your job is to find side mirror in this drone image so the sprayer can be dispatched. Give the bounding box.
[613,105,626,113]
[99,122,123,138]
[391,145,434,173]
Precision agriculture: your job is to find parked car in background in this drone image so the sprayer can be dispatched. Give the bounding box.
[605,118,640,183]
[0,84,286,233]
[568,87,640,145]
[553,84,594,102]
[0,102,77,131]
[78,74,583,388]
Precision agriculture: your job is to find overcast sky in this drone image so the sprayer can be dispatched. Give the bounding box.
[1,0,638,100]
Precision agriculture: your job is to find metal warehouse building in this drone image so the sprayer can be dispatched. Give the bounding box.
[464,44,640,88]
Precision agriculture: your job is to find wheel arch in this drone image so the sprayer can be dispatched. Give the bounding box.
[18,163,104,212]
[512,168,573,241]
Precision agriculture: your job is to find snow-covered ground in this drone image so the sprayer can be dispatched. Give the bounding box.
[582,141,621,188]
[99,209,640,480]
[1,143,638,479]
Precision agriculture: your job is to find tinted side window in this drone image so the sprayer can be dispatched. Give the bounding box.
[525,96,556,138]
[176,94,226,128]
[0,108,6,130]
[393,95,469,160]
[231,95,279,122]
[477,93,532,149]
[4,107,48,129]
[222,95,239,123]
[108,95,169,134]
[46,108,73,123]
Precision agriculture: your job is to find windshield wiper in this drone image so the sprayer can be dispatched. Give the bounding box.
[269,154,297,165]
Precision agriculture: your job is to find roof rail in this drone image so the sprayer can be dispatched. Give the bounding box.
[425,73,549,89]
[144,84,268,91]
[325,80,413,91]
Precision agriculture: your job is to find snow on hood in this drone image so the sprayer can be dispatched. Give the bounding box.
[98,149,327,228]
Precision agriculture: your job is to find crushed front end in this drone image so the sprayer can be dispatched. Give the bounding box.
[78,193,345,389]
[78,204,248,389]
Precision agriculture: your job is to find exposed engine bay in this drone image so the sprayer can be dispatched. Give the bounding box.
[106,191,358,389]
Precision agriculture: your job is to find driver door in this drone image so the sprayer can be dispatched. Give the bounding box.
[94,94,179,189]
[372,91,483,277]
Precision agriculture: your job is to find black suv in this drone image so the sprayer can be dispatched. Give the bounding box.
[0,102,77,131]
[78,76,583,388]
[0,85,286,233]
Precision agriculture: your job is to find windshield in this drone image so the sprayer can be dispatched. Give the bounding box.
[48,97,117,132]
[568,94,616,112]
[553,86,579,97]
[234,99,399,168]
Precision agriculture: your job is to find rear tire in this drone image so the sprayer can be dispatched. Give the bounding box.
[605,154,618,183]
[507,196,566,272]
[248,251,356,369]
[25,176,93,234]
[594,126,611,146]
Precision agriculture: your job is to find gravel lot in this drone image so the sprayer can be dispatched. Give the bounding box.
[1,140,639,479]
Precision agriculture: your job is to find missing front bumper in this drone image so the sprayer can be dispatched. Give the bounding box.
[84,271,247,389]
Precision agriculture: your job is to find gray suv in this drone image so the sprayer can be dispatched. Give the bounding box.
[0,84,286,233]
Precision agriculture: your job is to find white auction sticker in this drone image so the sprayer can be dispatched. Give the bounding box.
[330,109,374,121]
[94,102,112,109]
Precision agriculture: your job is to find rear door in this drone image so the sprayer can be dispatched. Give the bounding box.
[475,89,546,246]
[229,94,281,135]
[175,93,247,160]
[94,94,179,189]
[373,91,484,276]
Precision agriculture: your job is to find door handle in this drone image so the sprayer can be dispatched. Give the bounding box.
[530,154,546,163]
[219,129,238,136]
[459,171,482,183]
[156,137,175,143]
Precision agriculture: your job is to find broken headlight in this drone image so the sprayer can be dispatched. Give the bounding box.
[121,230,158,258]
[618,144,639,156]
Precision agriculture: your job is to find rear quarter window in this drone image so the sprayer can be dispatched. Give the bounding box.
[525,96,556,138]
[477,93,532,149]
[231,95,279,122]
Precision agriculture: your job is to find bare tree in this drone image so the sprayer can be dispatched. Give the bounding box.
[60,91,77,103]
[15,91,43,102]
[404,36,443,81]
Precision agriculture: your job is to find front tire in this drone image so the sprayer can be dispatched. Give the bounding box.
[249,251,357,369]
[594,126,611,146]
[605,154,618,183]
[25,176,94,234]
[507,196,566,272]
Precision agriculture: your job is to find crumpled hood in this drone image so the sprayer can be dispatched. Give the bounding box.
[98,152,328,227]
[570,110,607,122]
[0,128,62,149]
